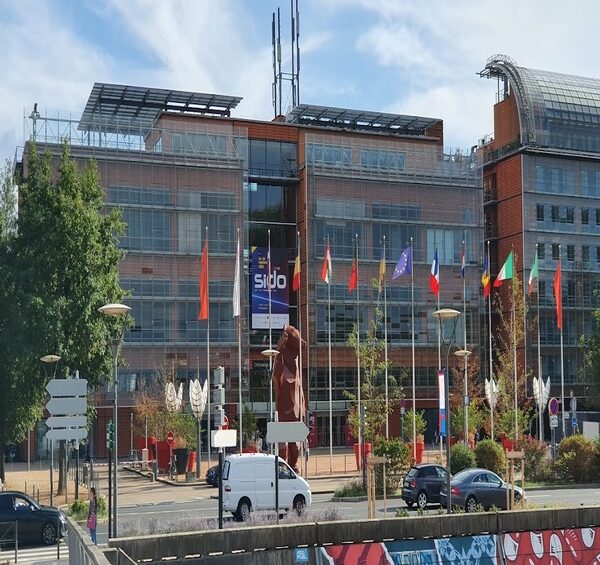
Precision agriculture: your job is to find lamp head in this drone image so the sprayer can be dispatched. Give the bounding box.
[454,349,472,359]
[40,354,61,364]
[432,308,461,342]
[99,303,131,317]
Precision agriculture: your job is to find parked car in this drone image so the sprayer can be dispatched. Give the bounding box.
[402,464,448,509]
[222,453,311,521]
[439,468,524,512]
[0,491,67,545]
[205,465,220,487]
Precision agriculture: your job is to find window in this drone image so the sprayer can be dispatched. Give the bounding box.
[538,243,546,259]
[178,212,236,254]
[360,148,406,171]
[172,132,227,156]
[372,203,420,222]
[552,244,560,260]
[551,205,559,222]
[536,204,545,222]
[125,300,171,343]
[596,209,600,226]
[565,207,574,224]
[121,209,171,251]
[316,199,366,219]
[108,186,171,206]
[582,169,600,197]
[177,191,237,211]
[582,245,590,267]
[316,221,363,259]
[535,165,574,194]
[582,208,590,225]
[249,140,297,177]
[597,247,600,264]
[307,144,352,167]
[567,244,575,262]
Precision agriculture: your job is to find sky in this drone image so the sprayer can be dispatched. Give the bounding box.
[1,0,600,162]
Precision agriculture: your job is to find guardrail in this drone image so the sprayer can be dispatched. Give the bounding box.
[109,506,600,563]
[67,518,114,565]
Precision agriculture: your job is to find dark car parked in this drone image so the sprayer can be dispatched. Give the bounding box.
[439,468,524,512]
[0,491,66,546]
[205,465,220,487]
[402,464,448,509]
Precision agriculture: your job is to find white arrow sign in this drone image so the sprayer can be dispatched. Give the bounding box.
[46,416,87,429]
[46,428,88,441]
[46,397,87,416]
[211,429,237,448]
[46,379,87,397]
[267,421,309,444]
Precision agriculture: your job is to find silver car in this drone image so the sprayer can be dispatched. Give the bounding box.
[439,468,524,512]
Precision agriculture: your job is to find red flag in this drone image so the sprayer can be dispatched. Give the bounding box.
[321,242,332,283]
[292,253,301,292]
[198,239,209,320]
[553,260,562,330]
[348,256,357,292]
[429,248,439,296]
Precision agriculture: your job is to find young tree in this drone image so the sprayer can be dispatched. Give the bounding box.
[0,158,17,239]
[0,143,127,485]
[583,298,600,408]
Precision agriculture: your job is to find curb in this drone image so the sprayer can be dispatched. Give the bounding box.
[123,465,208,488]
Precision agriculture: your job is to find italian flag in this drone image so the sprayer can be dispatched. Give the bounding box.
[528,253,538,296]
[493,250,514,288]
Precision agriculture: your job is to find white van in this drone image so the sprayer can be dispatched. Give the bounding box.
[222,453,312,521]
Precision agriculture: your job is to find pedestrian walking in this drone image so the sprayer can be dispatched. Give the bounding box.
[87,487,97,544]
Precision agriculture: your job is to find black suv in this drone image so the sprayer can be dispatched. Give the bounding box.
[402,464,448,509]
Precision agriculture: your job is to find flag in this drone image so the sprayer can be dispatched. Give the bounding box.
[378,255,386,291]
[494,250,514,288]
[460,243,466,279]
[392,246,412,280]
[321,241,332,283]
[198,239,209,320]
[429,248,439,296]
[348,255,358,292]
[554,260,563,330]
[481,252,491,298]
[292,252,301,292]
[528,252,538,297]
[233,236,240,317]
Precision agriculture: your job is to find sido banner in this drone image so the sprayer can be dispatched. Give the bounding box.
[250,246,289,330]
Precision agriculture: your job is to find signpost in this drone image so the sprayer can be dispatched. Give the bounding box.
[45,378,88,510]
[266,420,309,524]
[548,397,559,458]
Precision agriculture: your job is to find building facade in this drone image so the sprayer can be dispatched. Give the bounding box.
[480,55,600,421]
[22,83,483,458]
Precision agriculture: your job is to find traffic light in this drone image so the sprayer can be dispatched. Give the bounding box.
[106,420,115,451]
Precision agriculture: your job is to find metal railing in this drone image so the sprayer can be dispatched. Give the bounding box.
[0,521,18,563]
[67,517,116,565]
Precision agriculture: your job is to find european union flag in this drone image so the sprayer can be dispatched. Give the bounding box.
[392,246,412,280]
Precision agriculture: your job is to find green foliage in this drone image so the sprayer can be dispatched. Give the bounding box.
[346,308,403,444]
[495,409,530,441]
[373,437,410,493]
[401,409,427,442]
[451,405,484,438]
[583,295,600,408]
[554,434,596,482]
[450,443,476,474]
[474,439,506,475]
[395,508,409,518]
[515,436,551,482]
[68,495,107,521]
[0,158,17,239]
[333,479,365,498]
[0,144,127,479]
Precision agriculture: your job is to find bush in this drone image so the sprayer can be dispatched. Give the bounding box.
[554,435,596,482]
[333,479,365,498]
[373,437,410,494]
[515,436,551,482]
[450,443,476,474]
[68,495,107,521]
[475,439,506,475]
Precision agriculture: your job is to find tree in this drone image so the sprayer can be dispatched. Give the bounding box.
[0,143,127,485]
[0,158,17,239]
[583,297,600,408]
[346,307,403,445]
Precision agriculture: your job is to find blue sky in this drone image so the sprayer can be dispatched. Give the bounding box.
[1,0,600,162]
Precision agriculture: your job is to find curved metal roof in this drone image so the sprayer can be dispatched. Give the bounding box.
[482,55,600,153]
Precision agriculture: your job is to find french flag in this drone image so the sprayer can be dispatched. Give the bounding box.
[430,248,440,296]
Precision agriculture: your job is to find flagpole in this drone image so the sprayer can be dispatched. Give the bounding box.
[296,231,305,475]
[304,225,311,477]
[205,225,212,468]
[559,244,565,437]
[462,240,468,445]
[487,241,494,441]
[535,243,542,441]
[268,228,273,423]
[383,235,389,439]
[436,242,442,460]
[410,237,416,460]
[236,228,243,454]
[355,234,363,481]
[327,235,333,475]
[512,249,518,443]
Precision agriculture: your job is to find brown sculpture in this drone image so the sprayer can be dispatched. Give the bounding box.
[272,325,304,472]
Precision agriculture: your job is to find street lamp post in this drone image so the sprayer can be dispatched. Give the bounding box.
[99,303,131,539]
[41,355,61,508]
[433,308,461,515]
[454,349,472,445]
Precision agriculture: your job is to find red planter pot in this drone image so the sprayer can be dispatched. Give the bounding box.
[353,442,372,470]
[135,436,157,460]
[156,441,171,472]
[502,437,514,451]
[187,450,196,473]
[408,441,425,464]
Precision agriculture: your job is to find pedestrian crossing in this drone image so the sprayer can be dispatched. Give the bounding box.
[0,541,68,564]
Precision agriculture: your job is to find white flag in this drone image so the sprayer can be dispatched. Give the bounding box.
[233,235,241,318]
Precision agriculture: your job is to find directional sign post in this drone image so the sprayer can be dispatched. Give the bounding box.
[45,379,88,442]
[211,429,237,449]
[548,397,559,459]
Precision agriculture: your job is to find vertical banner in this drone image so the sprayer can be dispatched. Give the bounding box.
[438,369,446,437]
[250,246,289,329]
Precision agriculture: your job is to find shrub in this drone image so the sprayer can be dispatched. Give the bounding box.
[555,435,596,482]
[373,437,410,494]
[450,443,476,474]
[333,479,365,498]
[515,435,551,482]
[475,439,506,475]
[68,495,107,521]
